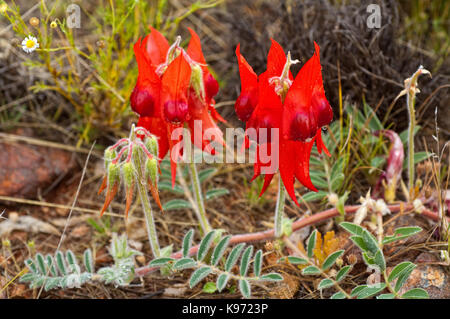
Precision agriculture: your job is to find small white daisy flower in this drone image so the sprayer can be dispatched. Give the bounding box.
[21,35,39,53]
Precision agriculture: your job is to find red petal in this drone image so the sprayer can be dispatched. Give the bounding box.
[137,116,169,161]
[236,44,258,92]
[266,39,286,77]
[145,27,170,66]
[161,52,192,123]
[187,27,206,65]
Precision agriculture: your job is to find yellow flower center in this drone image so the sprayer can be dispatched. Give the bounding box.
[26,39,35,48]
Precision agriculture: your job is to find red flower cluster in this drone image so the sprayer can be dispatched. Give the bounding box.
[131,28,225,185]
[236,40,333,205]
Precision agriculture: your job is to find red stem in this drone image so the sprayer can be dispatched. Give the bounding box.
[135,203,448,277]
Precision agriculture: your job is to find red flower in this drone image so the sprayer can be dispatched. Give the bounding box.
[131,28,225,186]
[236,40,332,205]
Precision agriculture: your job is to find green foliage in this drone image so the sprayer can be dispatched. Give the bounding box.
[20,249,93,291]
[20,233,142,291]
[2,0,220,145]
[338,222,429,299]
[147,229,283,298]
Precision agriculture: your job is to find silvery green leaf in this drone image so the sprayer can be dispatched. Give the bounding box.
[19,273,36,283]
[253,250,263,277]
[259,273,283,281]
[339,222,364,236]
[350,235,368,252]
[197,230,216,262]
[205,188,229,200]
[225,243,245,272]
[388,262,415,283]
[401,288,429,299]
[66,250,77,266]
[25,258,37,274]
[336,265,352,282]
[278,256,308,265]
[216,273,230,292]
[239,279,251,299]
[163,199,192,210]
[44,277,60,291]
[45,255,58,276]
[239,246,254,277]
[83,249,94,273]
[36,253,46,274]
[382,227,422,245]
[301,191,328,202]
[318,278,334,290]
[173,258,197,270]
[373,250,386,271]
[158,180,184,194]
[148,257,174,267]
[307,230,317,258]
[211,235,231,266]
[330,291,346,299]
[302,265,321,275]
[356,283,387,299]
[182,229,194,258]
[55,251,67,275]
[198,168,217,182]
[322,250,345,270]
[394,263,416,292]
[189,266,212,288]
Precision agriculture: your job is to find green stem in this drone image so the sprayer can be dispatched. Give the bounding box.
[274,178,286,238]
[134,153,160,258]
[189,161,212,234]
[407,91,416,199]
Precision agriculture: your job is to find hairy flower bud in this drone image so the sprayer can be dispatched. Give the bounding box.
[107,162,120,189]
[146,157,158,185]
[104,148,116,169]
[190,64,205,99]
[122,162,135,188]
[145,136,159,158]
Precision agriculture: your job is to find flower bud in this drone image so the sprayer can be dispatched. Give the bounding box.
[145,136,159,157]
[122,162,134,188]
[107,162,120,189]
[50,20,58,28]
[190,64,205,99]
[104,148,116,169]
[327,193,339,206]
[146,157,158,184]
[163,100,189,123]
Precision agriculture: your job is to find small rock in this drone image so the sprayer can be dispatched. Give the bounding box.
[399,265,448,298]
[0,141,75,198]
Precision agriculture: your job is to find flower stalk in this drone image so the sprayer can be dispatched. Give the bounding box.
[189,160,212,234]
[98,125,163,258]
[274,178,286,238]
